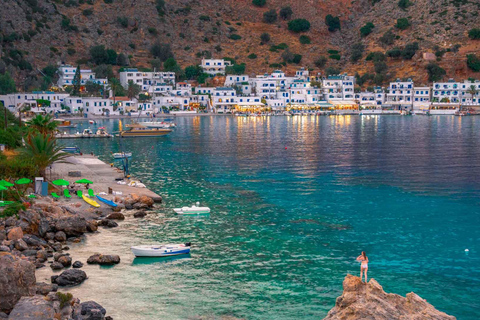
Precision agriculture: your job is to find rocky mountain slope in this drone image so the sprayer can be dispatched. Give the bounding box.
[1,0,479,89]
[324,274,456,320]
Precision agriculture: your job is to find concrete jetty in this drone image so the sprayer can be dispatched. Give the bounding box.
[51,154,162,202]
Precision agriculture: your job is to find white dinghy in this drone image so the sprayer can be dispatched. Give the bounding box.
[131,243,191,257]
[174,202,210,214]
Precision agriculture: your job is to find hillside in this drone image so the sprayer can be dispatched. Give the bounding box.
[1,0,479,90]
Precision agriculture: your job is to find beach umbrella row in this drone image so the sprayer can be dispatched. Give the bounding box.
[52,179,70,186]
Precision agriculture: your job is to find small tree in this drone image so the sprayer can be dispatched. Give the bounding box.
[288,19,311,33]
[325,15,340,32]
[379,30,395,46]
[116,53,129,66]
[85,81,102,95]
[402,42,419,59]
[150,42,174,61]
[386,47,402,58]
[398,0,412,9]
[263,10,277,23]
[395,18,410,30]
[252,0,266,7]
[260,33,271,44]
[72,65,81,96]
[467,85,478,101]
[90,45,108,64]
[468,28,480,40]
[127,80,141,99]
[360,22,375,37]
[279,6,293,20]
[467,54,480,72]
[0,72,16,94]
[299,35,311,44]
[426,63,446,82]
[315,56,327,68]
[351,43,364,62]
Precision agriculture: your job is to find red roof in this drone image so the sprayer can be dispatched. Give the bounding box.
[109,96,130,101]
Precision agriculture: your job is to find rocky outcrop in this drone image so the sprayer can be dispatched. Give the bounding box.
[35,282,58,296]
[0,253,36,313]
[7,295,55,320]
[105,212,125,220]
[133,210,147,218]
[87,254,120,266]
[72,301,106,320]
[323,275,456,320]
[51,269,87,287]
[54,217,87,237]
[7,227,23,241]
[72,261,84,268]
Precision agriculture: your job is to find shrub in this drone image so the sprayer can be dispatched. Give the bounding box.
[228,27,237,32]
[299,35,311,44]
[229,34,242,40]
[104,0,113,3]
[117,16,129,28]
[315,56,327,68]
[203,37,209,43]
[386,47,402,58]
[248,53,257,59]
[360,22,375,37]
[215,45,222,52]
[329,54,341,60]
[279,6,293,20]
[61,17,78,31]
[396,18,410,30]
[260,32,271,44]
[129,43,136,49]
[292,54,302,64]
[148,27,157,35]
[379,30,395,45]
[156,0,165,16]
[350,43,364,62]
[468,28,480,40]
[116,53,129,66]
[398,0,412,9]
[467,54,480,72]
[366,51,386,61]
[402,42,419,59]
[374,61,388,74]
[269,63,283,68]
[82,9,93,16]
[252,0,266,7]
[0,203,26,218]
[325,15,340,32]
[263,10,277,23]
[277,43,288,49]
[56,292,73,309]
[426,62,446,81]
[288,19,311,33]
[67,48,76,55]
[325,67,340,75]
[225,63,246,74]
[150,42,174,61]
[199,15,210,21]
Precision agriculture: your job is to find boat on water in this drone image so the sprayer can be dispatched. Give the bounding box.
[62,146,81,154]
[142,121,176,129]
[96,195,117,207]
[131,243,191,257]
[89,120,96,124]
[82,128,94,136]
[174,202,210,214]
[118,121,172,137]
[82,194,101,208]
[54,119,77,128]
[96,127,111,137]
[112,152,132,159]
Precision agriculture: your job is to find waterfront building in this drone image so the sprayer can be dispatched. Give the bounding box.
[81,97,113,116]
[57,65,108,87]
[148,83,174,96]
[295,67,309,80]
[199,59,232,75]
[385,79,414,110]
[224,75,252,95]
[432,79,460,103]
[289,80,321,104]
[0,92,70,114]
[119,68,175,89]
[459,80,480,105]
[322,74,355,100]
[212,87,237,113]
[153,96,190,112]
[194,87,215,95]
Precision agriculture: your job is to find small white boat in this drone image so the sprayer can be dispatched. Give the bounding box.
[131,243,191,257]
[142,121,176,129]
[174,202,210,214]
[113,152,132,159]
[89,120,96,124]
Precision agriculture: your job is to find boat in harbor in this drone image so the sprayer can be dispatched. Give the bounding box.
[82,128,94,137]
[142,121,176,129]
[174,202,210,214]
[112,152,132,159]
[131,243,191,257]
[54,119,77,128]
[96,127,111,137]
[118,121,172,137]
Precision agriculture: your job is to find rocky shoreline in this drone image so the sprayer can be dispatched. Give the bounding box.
[0,193,155,319]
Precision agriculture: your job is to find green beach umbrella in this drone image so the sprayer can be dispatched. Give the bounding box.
[0,185,7,191]
[0,180,14,187]
[15,178,32,185]
[75,179,93,184]
[52,179,70,186]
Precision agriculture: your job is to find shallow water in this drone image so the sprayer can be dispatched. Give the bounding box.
[38,115,480,319]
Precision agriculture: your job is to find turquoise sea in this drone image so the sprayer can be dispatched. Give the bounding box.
[41,115,480,319]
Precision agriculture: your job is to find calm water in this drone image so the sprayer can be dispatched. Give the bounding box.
[38,115,480,319]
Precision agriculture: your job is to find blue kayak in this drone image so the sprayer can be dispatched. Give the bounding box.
[96,195,118,207]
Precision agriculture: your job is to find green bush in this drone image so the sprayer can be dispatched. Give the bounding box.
[468,28,480,40]
[374,61,388,74]
[0,203,26,218]
[252,0,266,7]
[269,63,283,68]
[82,9,93,16]
[395,18,410,30]
[229,34,242,40]
[299,35,311,44]
[117,17,128,28]
[398,0,412,9]
[325,15,340,32]
[379,30,395,45]
[279,6,293,20]
[360,22,375,37]
[150,42,174,61]
[426,62,446,81]
[277,43,288,49]
[56,292,73,309]
[260,33,271,44]
[325,67,340,75]
[315,56,327,68]
[226,63,246,74]
[351,43,364,62]
[467,54,480,72]
[366,51,386,61]
[248,53,257,59]
[288,19,311,32]
[148,27,157,35]
[329,54,341,60]
[386,47,402,58]
[0,72,16,95]
[263,10,277,23]
[156,0,165,16]
[401,42,419,59]
[104,0,113,3]
[199,15,210,21]
[292,54,302,64]
[0,157,37,179]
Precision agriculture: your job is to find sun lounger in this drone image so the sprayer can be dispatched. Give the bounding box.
[77,190,83,198]
[51,192,60,199]
[64,189,72,199]
[88,189,95,197]
[28,194,36,199]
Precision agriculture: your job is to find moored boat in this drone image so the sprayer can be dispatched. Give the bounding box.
[131,243,191,257]
[54,119,77,128]
[174,202,210,214]
[112,152,132,159]
[142,121,176,129]
[118,121,172,137]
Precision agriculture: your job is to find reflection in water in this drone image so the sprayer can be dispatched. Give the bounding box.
[132,254,192,266]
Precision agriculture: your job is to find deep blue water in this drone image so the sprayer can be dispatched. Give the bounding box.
[54,115,480,319]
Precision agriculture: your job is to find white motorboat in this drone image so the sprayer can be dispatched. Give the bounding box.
[142,121,176,129]
[174,202,210,214]
[131,243,191,257]
[113,152,132,159]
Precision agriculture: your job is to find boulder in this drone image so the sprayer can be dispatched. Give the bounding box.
[87,254,120,266]
[7,295,55,320]
[100,220,118,228]
[51,269,87,287]
[105,212,125,220]
[323,275,456,320]
[22,234,47,247]
[54,216,87,237]
[58,255,72,268]
[124,203,133,210]
[86,220,98,233]
[22,250,38,257]
[38,218,51,237]
[132,202,148,210]
[7,227,23,241]
[35,282,58,296]
[45,232,55,241]
[133,210,146,218]
[13,239,28,251]
[131,193,140,202]
[50,262,64,270]
[72,261,84,268]
[54,231,67,242]
[0,246,10,252]
[0,253,36,313]
[72,300,106,320]
[36,250,48,262]
[139,196,154,207]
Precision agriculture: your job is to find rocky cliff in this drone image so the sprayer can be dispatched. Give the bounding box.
[0,0,479,88]
[324,274,456,320]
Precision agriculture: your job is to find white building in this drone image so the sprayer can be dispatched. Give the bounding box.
[194,87,216,95]
[153,96,190,111]
[295,67,309,80]
[459,80,480,105]
[0,91,70,114]
[119,69,175,89]
[57,65,107,87]
[385,79,414,109]
[289,80,321,104]
[322,74,355,100]
[432,79,460,103]
[199,59,232,75]
[224,75,252,95]
[212,87,237,113]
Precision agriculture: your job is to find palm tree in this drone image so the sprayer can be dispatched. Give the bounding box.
[127,80,141,99]
[26,114,58,135]
[468,85,478,103]
[17,134,69,178]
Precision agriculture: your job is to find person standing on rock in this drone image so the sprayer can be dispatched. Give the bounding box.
[356,251,368,283]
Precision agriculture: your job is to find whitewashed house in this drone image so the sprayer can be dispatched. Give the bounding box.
[459,80,480,105]
[0,92,70,114]
[194,87,215,95]
[385,79,414,110]
[119,69,175,89]
[212,87,236,113]
[57,65,107,87]
[322,74,355,100]
[432,79,460,103]
[200,59,232,75]
[82,98,113,116]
